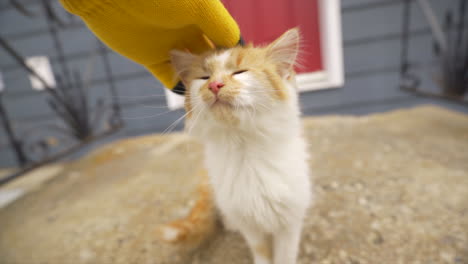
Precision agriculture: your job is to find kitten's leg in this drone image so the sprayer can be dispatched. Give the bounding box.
[239,227,272,264]
[273,222,303,264]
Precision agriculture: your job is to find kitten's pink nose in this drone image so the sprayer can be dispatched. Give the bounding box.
[208,81,224,95]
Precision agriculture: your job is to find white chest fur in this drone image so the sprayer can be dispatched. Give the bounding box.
[192,104,312,233]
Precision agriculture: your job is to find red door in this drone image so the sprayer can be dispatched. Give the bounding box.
[222,0,323,74]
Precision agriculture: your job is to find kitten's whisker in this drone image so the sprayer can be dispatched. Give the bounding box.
[256,102,273,112]
[248,104,269,138]
[140,104,170,109]
[122,109,176,120]
[107,94,170,99]
[183,110,200,154]
[233,101,240,114]
[162,105,200,135]
[247,89,286,94]
[247,107,254,127]
[162,112,190,135]
[181,104,203,154]
[187,103,205,135]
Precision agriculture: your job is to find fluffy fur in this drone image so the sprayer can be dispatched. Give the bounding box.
[157,28,312,264]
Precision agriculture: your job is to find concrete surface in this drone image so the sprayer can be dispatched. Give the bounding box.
[0,105,467,264]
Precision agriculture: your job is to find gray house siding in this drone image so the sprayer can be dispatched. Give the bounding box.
[0,0,466,167]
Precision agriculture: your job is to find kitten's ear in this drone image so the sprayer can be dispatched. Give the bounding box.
[170,50,197,83]
[266,28,301,76]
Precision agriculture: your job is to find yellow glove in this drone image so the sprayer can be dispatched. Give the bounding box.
[59,0,241,94]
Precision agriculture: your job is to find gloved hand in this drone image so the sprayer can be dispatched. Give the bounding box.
[59,0,241,94]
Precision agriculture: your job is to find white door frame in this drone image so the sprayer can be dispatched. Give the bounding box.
[296,0,344,92]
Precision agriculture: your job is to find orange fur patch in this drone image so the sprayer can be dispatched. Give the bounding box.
[263,68,288,100]
[155,170,217,248]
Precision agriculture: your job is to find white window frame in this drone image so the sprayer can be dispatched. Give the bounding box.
[165,0,344,109]
[25,56,56,91]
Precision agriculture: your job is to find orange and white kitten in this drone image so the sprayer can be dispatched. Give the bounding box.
[160,28,312,264]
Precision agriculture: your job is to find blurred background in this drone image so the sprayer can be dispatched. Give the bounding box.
[0,0,467,170]
[0,1,467,262]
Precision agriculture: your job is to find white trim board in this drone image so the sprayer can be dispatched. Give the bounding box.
[165,0,344,109]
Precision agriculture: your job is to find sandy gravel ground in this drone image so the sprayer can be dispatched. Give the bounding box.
[0,105,467,264]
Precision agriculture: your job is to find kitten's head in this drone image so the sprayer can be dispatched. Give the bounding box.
[171,28,301,127]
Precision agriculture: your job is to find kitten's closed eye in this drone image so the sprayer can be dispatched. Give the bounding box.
[198,70,247,80]
[233,70,248,75]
